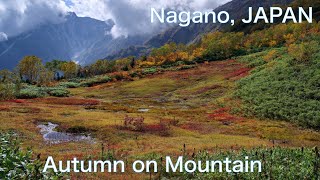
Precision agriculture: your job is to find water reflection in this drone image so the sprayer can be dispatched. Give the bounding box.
[37,122,93,144]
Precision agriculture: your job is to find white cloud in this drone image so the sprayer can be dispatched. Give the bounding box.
[67,0,228,38]
[64,0,110,20]
[0,0,229,38]
[0,0,69,37]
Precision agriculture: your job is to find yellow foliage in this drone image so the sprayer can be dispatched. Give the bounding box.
[192,48,205,58]
[138,57,157,67]
[18,56,44,83]
[269,40,278,47]
[263,50,279,62]
[61,61,78,79]
[284,34,296,47]
[288,41,319,63]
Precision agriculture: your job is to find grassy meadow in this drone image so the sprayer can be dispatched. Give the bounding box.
[1,58,320,179]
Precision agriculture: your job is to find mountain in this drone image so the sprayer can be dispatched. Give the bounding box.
[0,13,149,69]
[81,35,148,62]
[107,0,294,60]
[0,0,299,68]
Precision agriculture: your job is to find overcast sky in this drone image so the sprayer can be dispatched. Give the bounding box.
[0,0,229,40]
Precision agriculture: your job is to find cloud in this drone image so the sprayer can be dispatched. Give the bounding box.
[0,0,69,37]
[0,0,229,38]
[67,0,228,38]
[0,32,8,41]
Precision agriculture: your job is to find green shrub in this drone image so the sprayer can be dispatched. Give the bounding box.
[47,88,70,97]
[159,147,319,179]
[236,47,320,129]
[142,68,157,75]
[59,82,81,88]
[17,86,70,99]
[17,87,48,99]
[237,48,286,68]
[80,75,112,87]
[0,83,16,100]
[0,132,63,179]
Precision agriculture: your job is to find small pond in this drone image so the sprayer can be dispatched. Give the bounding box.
[37,122,93,144]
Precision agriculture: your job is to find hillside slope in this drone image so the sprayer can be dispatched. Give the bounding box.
[107,0,294,60]
[146,0,294,47]
[236,47,320,129]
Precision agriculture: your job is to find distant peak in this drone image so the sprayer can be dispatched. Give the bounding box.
[66,12,78,19]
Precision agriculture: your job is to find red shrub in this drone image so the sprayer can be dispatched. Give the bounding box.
[6,99,27,104]
[207,107,242,123]
[145,123,170,136]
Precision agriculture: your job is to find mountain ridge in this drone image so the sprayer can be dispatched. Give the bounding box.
[0,13,150,69]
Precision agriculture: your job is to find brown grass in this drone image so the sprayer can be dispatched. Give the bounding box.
[225,67,251,80]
